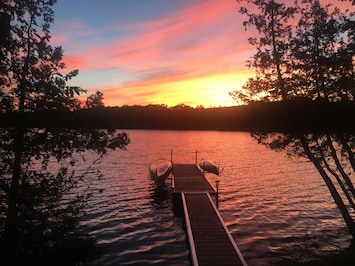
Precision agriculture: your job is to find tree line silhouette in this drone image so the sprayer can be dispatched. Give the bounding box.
[1,99,355,132]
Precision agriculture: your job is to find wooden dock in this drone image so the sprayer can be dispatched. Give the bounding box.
[173,164,215,193]
[172,164,247,266]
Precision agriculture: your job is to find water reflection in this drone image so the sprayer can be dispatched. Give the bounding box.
[79,130,352,265]
[150,185,171,206]
[251,131,355,263]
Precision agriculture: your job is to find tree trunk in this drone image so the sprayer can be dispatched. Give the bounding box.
[300,134,355,239]
[338,134,355,173]
[326,133,355,199]
[3,127,24,264]
[270,4,287,101]
[3,20,31,261]
[318,139,355,211]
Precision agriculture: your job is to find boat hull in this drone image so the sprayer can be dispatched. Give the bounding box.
[198,159,219,175]
[149,159,172,187]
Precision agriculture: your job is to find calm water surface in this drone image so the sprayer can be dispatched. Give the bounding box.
[79,130,351,265]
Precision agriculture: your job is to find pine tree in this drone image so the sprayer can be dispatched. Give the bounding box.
[234,0,296,102]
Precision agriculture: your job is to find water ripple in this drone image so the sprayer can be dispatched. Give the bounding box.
[77,131,352,265]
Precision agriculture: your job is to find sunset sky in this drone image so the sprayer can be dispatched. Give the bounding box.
[51,0,351,107]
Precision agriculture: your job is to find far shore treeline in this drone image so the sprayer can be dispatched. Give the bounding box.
[1,99,355,132]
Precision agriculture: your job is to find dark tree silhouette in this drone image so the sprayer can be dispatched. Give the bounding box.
[232,0,355,103]
[234,0,296,102]
[292,0,355,101]
[86,90,105,109]
[0,1,129,264]
[234,0,355,249]
[252,132,355,241]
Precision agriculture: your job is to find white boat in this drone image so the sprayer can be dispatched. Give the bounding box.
[149,158,172,187]
[198,159,219,175]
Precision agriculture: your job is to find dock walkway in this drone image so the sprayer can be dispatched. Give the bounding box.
[172,164,247,266]
[173,164,215,193]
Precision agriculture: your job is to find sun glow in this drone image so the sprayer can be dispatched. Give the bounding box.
[102,70,253,107]
[52,0,255,108]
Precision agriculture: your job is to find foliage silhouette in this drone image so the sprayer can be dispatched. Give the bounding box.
[0,1,129,265]
[233,0,355,103]
[86,91,105,109]
[235,0,355,264]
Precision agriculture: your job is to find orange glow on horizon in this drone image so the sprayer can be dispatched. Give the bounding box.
[52,0,355,109]
[101,69,254,108]
[52,0,253,108]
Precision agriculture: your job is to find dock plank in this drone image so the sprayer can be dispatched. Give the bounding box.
[182,193,247,266]
[173,164,215,193]
[172,163,247,266]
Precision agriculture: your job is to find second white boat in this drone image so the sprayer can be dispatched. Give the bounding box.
[198,159,219,175]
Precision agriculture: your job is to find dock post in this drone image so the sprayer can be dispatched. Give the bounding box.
[216,179,220,209]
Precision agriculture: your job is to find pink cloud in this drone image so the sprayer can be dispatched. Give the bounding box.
[52,0,355,107]
[51,33,69,46]
[60,0,243,71]
[53,0,256,106]
[62,55,89,71]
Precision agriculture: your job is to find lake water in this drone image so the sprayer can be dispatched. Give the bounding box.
[78,130,352,265]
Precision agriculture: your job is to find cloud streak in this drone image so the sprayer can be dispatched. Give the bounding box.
[51,0,255,107]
